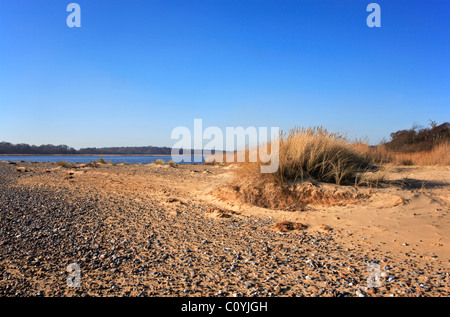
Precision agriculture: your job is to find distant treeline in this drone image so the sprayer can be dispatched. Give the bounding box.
[384,121,450,152]
[0,142,177,155]
[79,146,173,155]
[0,143,78,155]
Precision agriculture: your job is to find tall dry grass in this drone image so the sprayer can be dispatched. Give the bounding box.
[388,141,450,166]
[351,142,393,164]
[274,127,370,185]
[231,127,371,209]
[222,127,448,210]
[353,140,450,166]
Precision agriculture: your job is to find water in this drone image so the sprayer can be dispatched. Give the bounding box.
[0,155,204,164]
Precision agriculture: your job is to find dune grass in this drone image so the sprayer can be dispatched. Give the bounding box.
[353,140,450,166]
[153,159,178,167]
[387,141,450,166]
[274,127,370,185]
[55,160,71,168]
[231,127,372,209]
[236,127,370,185]
[230,126,449,210]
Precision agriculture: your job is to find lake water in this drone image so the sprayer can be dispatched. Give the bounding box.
[0,155,204,164]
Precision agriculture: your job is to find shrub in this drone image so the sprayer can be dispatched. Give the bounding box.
[385,122,449,152]
[55,161,71,168]
[167,160,178,167]
[85,161,99,168]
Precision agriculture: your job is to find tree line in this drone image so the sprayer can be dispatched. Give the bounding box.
[0,142,174,155]
[384,121,450,152]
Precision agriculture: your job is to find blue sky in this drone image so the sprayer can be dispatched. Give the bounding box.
[0,0,449,148]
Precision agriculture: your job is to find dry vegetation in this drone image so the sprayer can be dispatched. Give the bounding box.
[228,125,449,210]
[354,141,450,166]
[386,141,450,166]
[272,221,308,232]
[231,127,370,209]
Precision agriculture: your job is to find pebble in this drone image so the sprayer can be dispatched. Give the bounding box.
[0,161,447,297]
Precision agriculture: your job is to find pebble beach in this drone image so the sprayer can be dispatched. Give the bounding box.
[0,161,448,297]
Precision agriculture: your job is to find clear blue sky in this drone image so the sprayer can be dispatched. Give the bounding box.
[0,0,449,148]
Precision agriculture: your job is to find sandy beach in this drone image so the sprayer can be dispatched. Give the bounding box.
[0,161,448,297]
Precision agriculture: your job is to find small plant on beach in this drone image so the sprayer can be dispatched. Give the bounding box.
[167,160,178,167]
[205,159,227,166]
[55,160,71,168]
[154,159,165,165]
[97,158,107,164]
[85,161,99,168]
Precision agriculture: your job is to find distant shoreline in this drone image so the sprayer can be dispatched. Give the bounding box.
[0,154,172,156]
[0,154,207,157]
